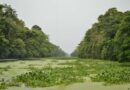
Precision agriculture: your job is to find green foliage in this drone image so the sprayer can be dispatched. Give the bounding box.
[77,8,130,61]
[8,59,130,88]
[32,25,42,31]
[114,12,130,61]
[0,83,6,89]
[0,80,8,89]
[51,47,67,57]
[71,49,78,57]
[0,4,66,59]
[1,58,130,89]
[9,39,26,58]
[13,66,87,87]
[91,68,130,85]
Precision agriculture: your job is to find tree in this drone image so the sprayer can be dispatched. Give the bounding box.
[0,36,10,58]
[9,39,26,58]
[76,8,129,62]
[0,4,66,59]
[114,12,130,61]
[32,25,42,31]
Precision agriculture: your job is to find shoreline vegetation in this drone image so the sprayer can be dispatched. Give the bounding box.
[0,4,67,59]
[0,3,130,90]
[73,8,130,62]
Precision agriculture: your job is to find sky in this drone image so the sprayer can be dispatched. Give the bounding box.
[0,0,130,54]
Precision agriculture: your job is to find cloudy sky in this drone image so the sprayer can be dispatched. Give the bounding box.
[0,0,130,54]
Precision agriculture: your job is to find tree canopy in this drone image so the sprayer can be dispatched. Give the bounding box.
[76,8,130,62]
[0,4,67,59]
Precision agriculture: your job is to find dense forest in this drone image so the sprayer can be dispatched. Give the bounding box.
[76,8,130,62]
[0,4,67,59]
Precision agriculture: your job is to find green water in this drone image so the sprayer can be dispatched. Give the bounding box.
[7,82,130,90]
[0,58,130,90]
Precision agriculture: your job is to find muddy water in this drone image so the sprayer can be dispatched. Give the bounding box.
[7,82,130,90]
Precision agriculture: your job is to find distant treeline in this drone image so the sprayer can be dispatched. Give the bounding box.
[0,4,67,59]
[73,8,130,62]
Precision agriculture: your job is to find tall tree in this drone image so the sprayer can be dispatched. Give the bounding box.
[76,8,130,61]
[0,4,67,59]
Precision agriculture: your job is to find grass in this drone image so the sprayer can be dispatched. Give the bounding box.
[0,58,130,89]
